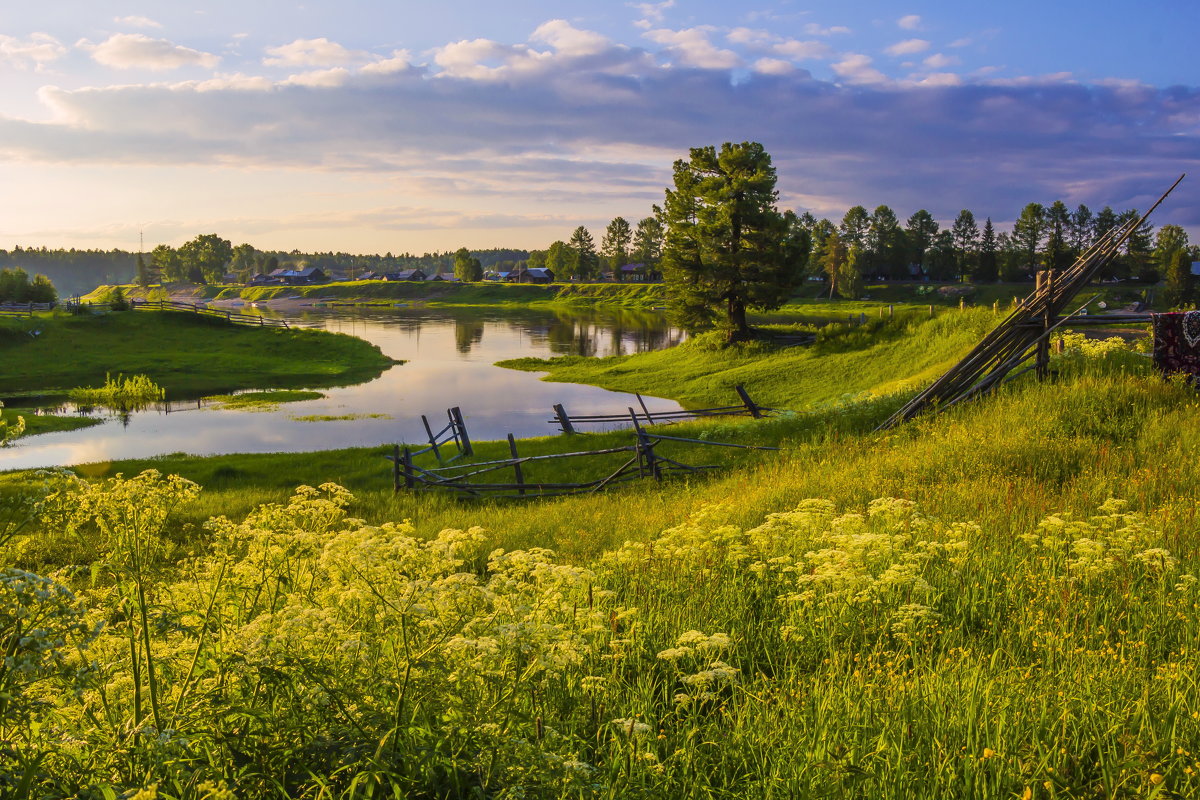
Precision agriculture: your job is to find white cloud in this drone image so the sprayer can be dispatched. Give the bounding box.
[753,58,795,75]
[433,38,549,81]
[359,51,414,76]
[923,53,960,69]
[82,33,219,71]
[630,0,675,29]
[774,39,834,60]
[803,23,851,37]
[283,68,352,88]
[949,37,973,48]
[898,15,922,31]
[530,20,611,57]
[264,38,368,67]
[831,53,888,85]
[0,33,66,69]
[885,39,931,57]
[727,28,832,61]
[114,15,162,29]
[908,72,961,87]
[643,27,740,69]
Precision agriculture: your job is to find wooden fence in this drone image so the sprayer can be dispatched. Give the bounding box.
[388,409,776,499]
[131,298,290,328]
[550,384,775,433]
[0,302,55,317]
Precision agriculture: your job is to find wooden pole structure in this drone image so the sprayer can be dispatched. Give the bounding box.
[507,433,525,496]
[635,393,654,424]
[629,409,661,481]
[734,384,763,419]
[553,403,576,435]
[392,444,401,493]
[451,407,473,457]
[421,414,442,462]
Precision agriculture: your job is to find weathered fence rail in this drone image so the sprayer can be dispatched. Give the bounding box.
[131,298,289,328]
[388,408,777,499]
[0,302,54,317]
[551,384,775,433]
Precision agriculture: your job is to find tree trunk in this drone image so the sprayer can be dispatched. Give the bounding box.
[726,296,750,342]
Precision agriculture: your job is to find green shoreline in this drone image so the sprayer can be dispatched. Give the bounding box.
[0,309,399,398]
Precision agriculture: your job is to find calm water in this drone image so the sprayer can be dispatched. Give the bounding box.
[1,306,685,470]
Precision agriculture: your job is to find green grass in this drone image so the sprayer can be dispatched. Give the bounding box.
[501,307,1000,410]
[92,280,669,310]
[1,406,100,440]
[0,310,398,397]
[4,337,1200,798]
[207,389,325,410]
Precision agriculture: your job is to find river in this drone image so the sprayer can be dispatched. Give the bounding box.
[0,305,686,470]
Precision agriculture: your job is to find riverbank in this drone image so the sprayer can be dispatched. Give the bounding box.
[0,309,399,398]
[2,337,1194,799]
[499,308,1003,409]
[89,280,669,311]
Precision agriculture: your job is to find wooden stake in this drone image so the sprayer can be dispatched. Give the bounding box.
[734,384,762,419]
[392,444,401,493]
[421,414,442,462]
[507,434,525,496]
[451,407,473,456]
[553,403,576,435]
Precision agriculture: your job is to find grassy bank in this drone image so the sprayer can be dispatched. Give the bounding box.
[501,307,1001,410]
[2,338,1198,798]
[1,406,99,440]
[94,280,669,310]
[0,309,398,397]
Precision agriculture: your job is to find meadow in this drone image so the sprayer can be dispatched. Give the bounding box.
[3,308,1199,798]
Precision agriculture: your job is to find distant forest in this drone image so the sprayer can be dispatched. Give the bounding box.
[0,247,531,297]
[4,197,1196,297]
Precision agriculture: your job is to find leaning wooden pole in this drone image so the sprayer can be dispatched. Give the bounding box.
[877,174,1184,430]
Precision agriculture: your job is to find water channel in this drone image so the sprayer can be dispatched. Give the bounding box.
[0,305,686,471]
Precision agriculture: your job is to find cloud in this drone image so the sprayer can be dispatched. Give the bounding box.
[359,51,414,76]
[114,15,162,29]
[0,33,66,69]
[923,53,960,69]
[643,27,740,69]
[885,39,931,57]
[3,25,1198,238]
[264,37,369,67]
[898,15,922,31]
[530,20,611,57]
[82,33,219,70]
[727,28,832,61]
[630,0,675,29]
[832,53,889,85]
[803,23,851,37]
[753,58,795,76]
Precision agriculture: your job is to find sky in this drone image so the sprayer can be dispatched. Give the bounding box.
[0,0,1197,254]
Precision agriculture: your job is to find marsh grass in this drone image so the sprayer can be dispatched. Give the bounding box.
[4,320,1199,798]
[207,389,325,411]
[70,373,165,413]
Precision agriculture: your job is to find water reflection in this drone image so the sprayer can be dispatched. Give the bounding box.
[1,305,686,470]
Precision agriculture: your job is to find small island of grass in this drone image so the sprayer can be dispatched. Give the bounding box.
[0,310,399,398]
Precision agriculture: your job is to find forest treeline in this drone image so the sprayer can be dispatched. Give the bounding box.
[4,199,1195,296]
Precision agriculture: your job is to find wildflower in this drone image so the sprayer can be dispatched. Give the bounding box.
[611,718,651,737]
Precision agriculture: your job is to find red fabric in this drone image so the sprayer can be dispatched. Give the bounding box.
[1152,311,1200,379]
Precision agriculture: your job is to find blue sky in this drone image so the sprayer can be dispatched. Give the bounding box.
[0,1,1196,253]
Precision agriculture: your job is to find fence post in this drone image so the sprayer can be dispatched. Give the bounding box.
[733,384,762,419]
[421,414,442,462]
[553,403,576,435]
[507,433,525,496]
[629,408,660,481]
[635,393,654,424]
[392,444,401,493]
[403,447,415,490]
[451,406,473,457]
